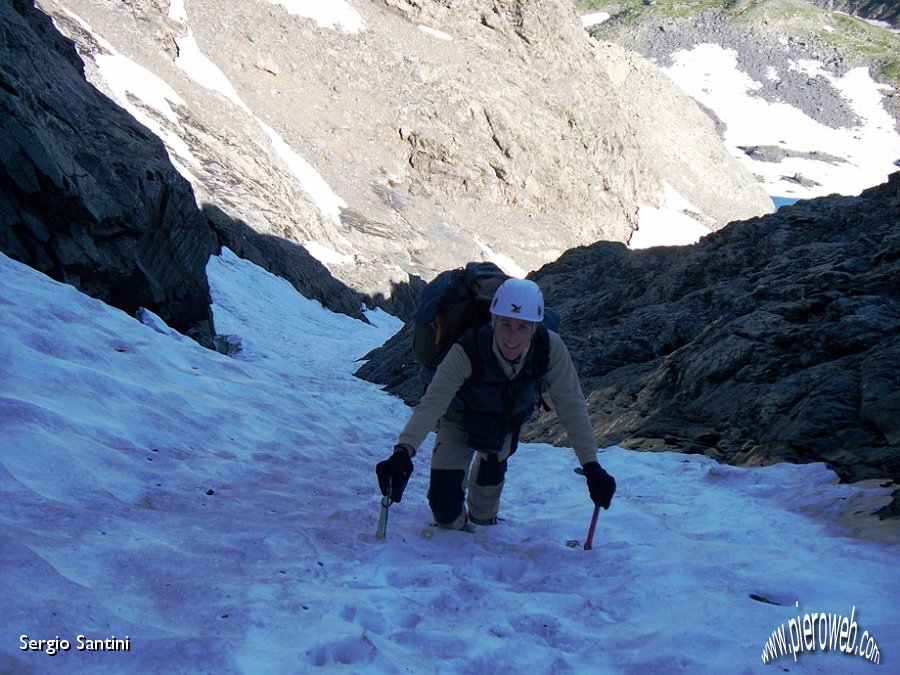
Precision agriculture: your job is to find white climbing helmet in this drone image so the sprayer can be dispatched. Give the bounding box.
[490,278,544,322]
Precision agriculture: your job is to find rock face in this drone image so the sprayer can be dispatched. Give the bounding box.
[356,173,900,514]
[24,0,770,306]
[529,174,900,481]
[0,0,215,342]
[0,0,369,337]
[808,0,900,27]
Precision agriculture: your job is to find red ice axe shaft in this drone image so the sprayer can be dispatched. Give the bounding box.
[583,503,600,550]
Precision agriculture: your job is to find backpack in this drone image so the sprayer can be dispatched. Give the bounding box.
[412,262,560,384]
[412,261,509,370]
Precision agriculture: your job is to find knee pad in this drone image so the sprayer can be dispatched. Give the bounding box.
[475,455,507,487]
[428,469,466,525]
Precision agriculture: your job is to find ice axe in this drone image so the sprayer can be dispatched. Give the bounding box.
[374,482,392,541]
[583,503,600,550]
[575,466,600,550]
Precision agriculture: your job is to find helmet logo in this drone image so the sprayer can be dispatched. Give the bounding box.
[510,303,522,314]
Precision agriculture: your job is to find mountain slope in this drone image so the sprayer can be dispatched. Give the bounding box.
[583,0,900,197]
[26,0,771,302]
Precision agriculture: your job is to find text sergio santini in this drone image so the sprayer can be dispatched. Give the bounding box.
[20,633,131,656]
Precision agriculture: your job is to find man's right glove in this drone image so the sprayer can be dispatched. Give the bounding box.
[375,446,414,503]
[582,461,616,509]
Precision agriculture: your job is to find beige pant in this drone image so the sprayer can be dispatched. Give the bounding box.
[429,413,515,529]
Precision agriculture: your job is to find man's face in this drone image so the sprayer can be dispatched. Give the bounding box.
[493,316,536,362]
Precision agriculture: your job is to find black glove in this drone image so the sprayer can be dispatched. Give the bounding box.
[582,461,616,509]
[376,447,414,503]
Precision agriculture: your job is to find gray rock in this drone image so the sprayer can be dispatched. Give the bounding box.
[0,1,370,344]
[807,0,900,27]
[739,146,847,165]
[535,173,900,491]
[0,0,215,344]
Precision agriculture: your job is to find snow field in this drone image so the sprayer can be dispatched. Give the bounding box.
[1,249,897,673]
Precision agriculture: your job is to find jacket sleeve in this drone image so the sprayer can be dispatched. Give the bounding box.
[397,344,472,451]
[544,331,599,466]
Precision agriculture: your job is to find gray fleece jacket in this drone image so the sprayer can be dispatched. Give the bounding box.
[398,329,599,466]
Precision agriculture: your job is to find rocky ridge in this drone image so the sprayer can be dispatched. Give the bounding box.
[807,0,900,27]
[0,0,216,343]
[0,0,367,342]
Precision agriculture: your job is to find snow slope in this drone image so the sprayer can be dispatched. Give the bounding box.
[631,48,900,248]
[662,44,900,202]
[1,248,897,673]
[580,13,900,249]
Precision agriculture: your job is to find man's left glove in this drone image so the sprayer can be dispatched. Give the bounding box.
[375,446,414,503]
[582,461,616,509]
